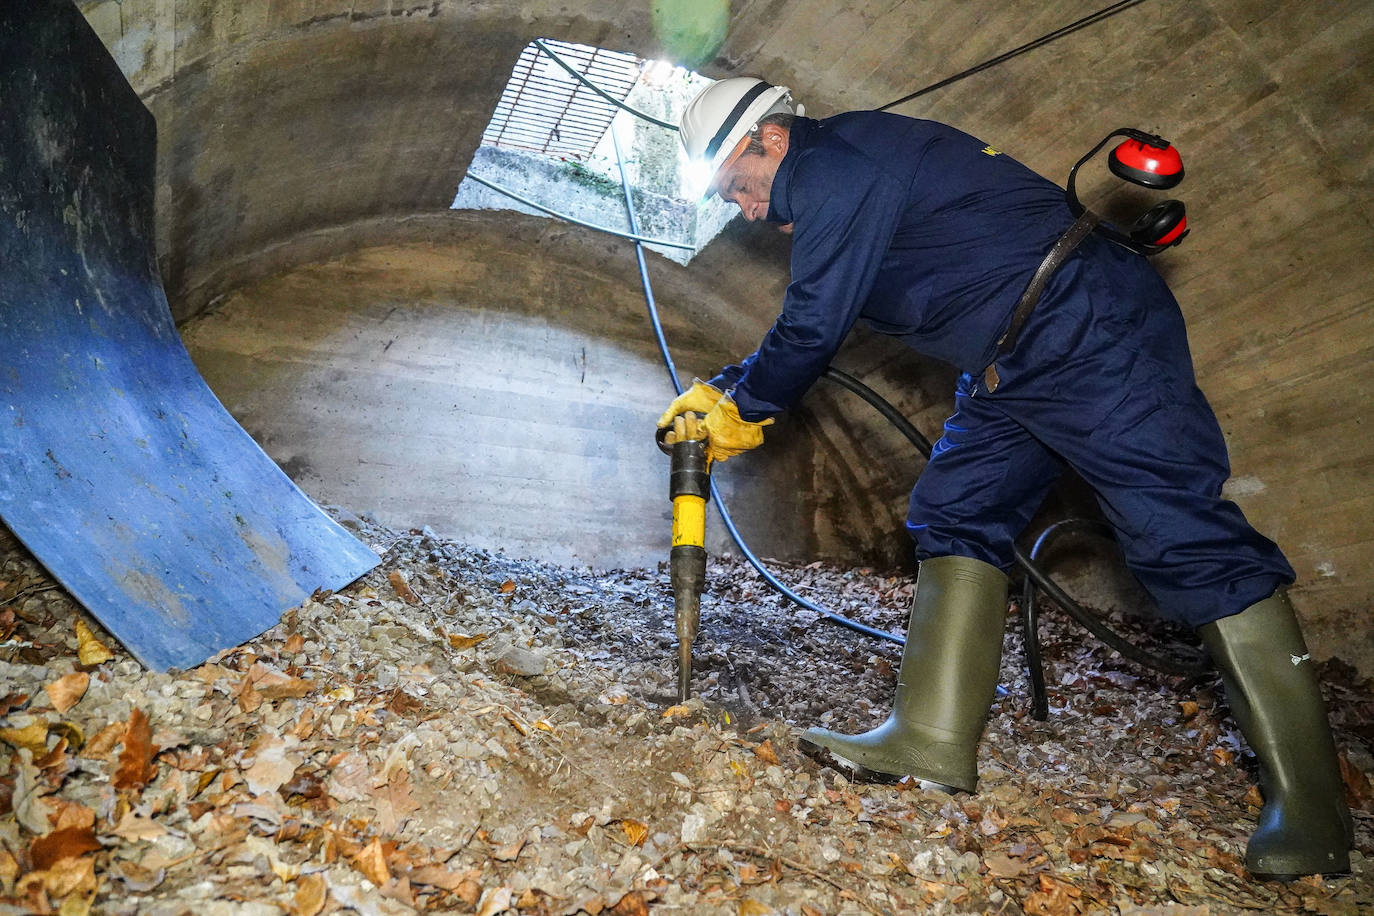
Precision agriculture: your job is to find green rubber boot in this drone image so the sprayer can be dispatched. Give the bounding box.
[1198,591,1353,879]
[798,555,1008,792]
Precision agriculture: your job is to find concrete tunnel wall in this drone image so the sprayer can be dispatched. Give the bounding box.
[75,0,1374,674]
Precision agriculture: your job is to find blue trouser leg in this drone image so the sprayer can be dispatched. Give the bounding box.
[907,241,1294,627]
[907,374,1064,570]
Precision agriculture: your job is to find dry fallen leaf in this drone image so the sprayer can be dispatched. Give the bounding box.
[110,808,170,842]
[491,835,525,862]
[1212,747,1235,767]
[1,846,22,893]
[44,672,90,713]
[291,873,328,916]
[283,633,306,654]
[30,827,102,871]
[52,802,95,832]
[753,739,780,766]
[737,899,773,916]
[354,837,389,887]
[498,580,516,594]
[621,819,649,847]
[74,620,114,666]
[1243,784,1265,808]
[448,632,489,650]
[476,885,513,916]
[661,704,690,718]
[28,853,97,900]
[388,570,420,605]
[257,677,316,700]
[81,721,124,761]
[408,865,467,891]
[113,708,157,790]
[0,721,48,754]
[611,890,651,916]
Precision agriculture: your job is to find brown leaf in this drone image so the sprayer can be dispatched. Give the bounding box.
[291,873,328,916]
[75,619,114,666]
[454,877,482,907]
[110,808,169,841]
[408,864,467,891]
[611,890,651,916]
[1179,700,1200,719]
[621,819,649,847]
[354,837,389,887]
[498,580,516,593]
[283,633,306,654]
[476,885,513,916]
[1243,784,1265,808]
[753,739,780,766]
[32,853,97,899]
[1339,751,1374,809]
[375,770,421,835]
[661,704,690,718]
[81,721,124,761]
[0,721,48,754]
[0,692,29,716]
[113,709,157,790]
[983,851,1032,878]
[491,835,525,862]
[1212,747,1235,767]
[0,848,18,896]
[737,899,773,916]
[447,632,488,650]
[1023,874,1083,916]
[243,733,301,796]
[52,802,95,832]
[388,570,420,605]
[44,673,90,713]
[257,677,316,700]
[29,827,101,870]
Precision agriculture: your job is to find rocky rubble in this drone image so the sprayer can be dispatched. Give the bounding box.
[1,516,1372,915]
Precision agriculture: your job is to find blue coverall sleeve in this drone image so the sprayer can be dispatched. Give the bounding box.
[719,147,910,421]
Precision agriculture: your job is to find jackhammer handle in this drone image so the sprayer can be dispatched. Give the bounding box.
[656,411,707,455]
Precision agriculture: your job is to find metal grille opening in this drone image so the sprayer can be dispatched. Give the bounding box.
[481,39,640,161]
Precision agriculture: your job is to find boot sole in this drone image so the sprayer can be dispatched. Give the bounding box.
[797,735,964,793]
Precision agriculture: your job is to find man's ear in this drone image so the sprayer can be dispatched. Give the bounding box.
[759,122,790,157]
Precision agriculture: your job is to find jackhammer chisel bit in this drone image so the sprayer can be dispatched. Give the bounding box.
[657,412,711,703]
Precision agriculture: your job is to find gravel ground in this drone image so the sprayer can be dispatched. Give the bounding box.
[2,513,1372,915]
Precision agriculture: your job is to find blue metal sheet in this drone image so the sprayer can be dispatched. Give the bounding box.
[0,1,379,671]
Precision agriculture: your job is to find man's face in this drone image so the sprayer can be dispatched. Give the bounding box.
[711,122,790,226]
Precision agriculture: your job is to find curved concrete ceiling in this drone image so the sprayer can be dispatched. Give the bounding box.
[78,0,1374,671]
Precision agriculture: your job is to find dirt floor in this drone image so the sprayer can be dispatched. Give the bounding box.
[2,512,1373,915]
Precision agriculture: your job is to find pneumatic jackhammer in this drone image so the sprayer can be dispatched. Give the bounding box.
[656,412,711,703]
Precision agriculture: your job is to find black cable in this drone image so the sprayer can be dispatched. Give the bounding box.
[876,0,1151,112]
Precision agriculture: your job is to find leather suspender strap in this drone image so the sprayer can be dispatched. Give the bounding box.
[982,208,1101,393]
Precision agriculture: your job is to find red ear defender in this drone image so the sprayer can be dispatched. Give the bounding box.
[1065,128,1190,256]
[1108,139,1185,189]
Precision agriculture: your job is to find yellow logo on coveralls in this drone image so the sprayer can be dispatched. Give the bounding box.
[981,145,1001,156]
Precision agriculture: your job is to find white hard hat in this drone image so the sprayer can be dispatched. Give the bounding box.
[679,77,800,193]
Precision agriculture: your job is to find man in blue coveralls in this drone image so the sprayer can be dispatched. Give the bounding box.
[656,77,1351,879]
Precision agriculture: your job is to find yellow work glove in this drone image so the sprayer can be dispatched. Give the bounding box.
[656,379,724,429]
[701,393,773,463]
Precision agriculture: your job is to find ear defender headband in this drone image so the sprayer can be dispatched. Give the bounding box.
[1066,128,1190,256]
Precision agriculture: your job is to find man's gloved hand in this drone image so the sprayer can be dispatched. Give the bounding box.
[702,393,773,462]
[656,379,724,429]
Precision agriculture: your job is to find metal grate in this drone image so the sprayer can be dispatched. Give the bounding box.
[482,39,641,161]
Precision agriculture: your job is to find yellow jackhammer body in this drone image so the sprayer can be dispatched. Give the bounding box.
[658,413,711,703]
